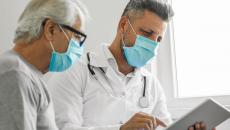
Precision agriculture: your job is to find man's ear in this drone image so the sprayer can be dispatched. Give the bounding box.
[118,16,129,34]
[43,19,56,41]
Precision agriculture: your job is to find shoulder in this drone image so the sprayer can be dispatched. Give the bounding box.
[0,51,21,74]
[0,69,34,99]
[0,50,34,79]
[0,69,31,87]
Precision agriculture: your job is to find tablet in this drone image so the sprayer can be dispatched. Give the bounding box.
[165,99,230,130]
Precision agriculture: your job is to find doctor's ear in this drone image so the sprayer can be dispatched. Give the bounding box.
[118,16,129,34]
[43,19,57,41]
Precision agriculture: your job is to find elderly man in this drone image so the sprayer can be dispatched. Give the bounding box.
[48,0,215,130]
[0,0,88,130]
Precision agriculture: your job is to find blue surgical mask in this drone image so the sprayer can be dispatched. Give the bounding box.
[49,25,84,72]
[122,20,159,68]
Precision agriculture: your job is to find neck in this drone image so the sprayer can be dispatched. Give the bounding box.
[109,37,134,75]
[13,41,51,74]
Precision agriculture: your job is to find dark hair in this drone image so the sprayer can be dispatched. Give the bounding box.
[122,0,174,22]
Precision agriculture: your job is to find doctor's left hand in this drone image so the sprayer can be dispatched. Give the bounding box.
[188,122,216,130]
[120,112,167,130]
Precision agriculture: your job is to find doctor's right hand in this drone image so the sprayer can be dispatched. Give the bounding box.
[120,112,167,130]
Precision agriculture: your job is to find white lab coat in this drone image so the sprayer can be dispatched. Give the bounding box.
[48,44,172,130]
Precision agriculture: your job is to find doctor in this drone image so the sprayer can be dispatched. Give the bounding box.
[0,0,88,129]
[48,0,214,130]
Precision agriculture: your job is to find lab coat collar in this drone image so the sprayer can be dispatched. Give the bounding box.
[87,44,110,68]
[89,43,152,77]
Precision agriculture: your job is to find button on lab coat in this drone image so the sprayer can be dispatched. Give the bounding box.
[48,44,172,130]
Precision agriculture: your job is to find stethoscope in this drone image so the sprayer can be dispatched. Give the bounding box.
[87,52,149,108]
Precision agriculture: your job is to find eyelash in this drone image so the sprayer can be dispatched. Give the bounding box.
[143,32,162,42]
[145,32,152,36]
[73,34,81,39]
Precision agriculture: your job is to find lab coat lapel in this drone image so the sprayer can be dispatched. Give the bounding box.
[105,67,126,94]
[89,52,119,96]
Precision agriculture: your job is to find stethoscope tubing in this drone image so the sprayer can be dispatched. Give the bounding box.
[86,52,149,108]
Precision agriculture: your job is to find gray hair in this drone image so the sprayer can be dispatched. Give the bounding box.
[122,0,174,22]
[14,0,89,43]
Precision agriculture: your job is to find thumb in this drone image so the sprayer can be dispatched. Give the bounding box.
[156,118,167,127]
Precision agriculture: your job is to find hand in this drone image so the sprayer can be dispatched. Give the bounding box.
[120,112,167,130]
[188,122,216,130]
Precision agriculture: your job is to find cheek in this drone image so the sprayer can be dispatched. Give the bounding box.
[60,39,69,53]
[54,36,69,53]
[124,32,136,47]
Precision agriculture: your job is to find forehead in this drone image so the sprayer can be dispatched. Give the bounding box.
[132,10,167,34]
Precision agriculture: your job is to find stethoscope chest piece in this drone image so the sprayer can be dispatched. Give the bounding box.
[139,96,149,108]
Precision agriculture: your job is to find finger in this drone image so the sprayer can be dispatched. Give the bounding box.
[134,113,167,128]
[135,112,152,119]
[200,122,207,130]
[136,112,158,120]
[156,118,167,127]
[135,113,156,126]
[136,112,167,127]
[133,123,151,130]
[188,126,194,130]
[134,113,156,128]
[138,111,149,115]
[195,122,201,130]
[151,117,157,129]
[132,117,153,130]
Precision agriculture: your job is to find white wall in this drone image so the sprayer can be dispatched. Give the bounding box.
[0,0,29,53]
[83,0,129,52]
[157,8,230,130]
[157,14,230,130]
[0,0,229,129]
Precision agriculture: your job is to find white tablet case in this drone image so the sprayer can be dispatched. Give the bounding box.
[166,99,230,130]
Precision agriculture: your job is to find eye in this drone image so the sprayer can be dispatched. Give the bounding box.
[146,31,154,36]
[140,28,154,37]
[73,34,82,41]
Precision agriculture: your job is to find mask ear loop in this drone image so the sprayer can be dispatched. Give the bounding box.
[49,41,55,52]
[58,24,70,41]
[120,33,128,60]
[121,33,126,47]
[121,19,137,48]
[127,19,137,35]
[121,19,133,48]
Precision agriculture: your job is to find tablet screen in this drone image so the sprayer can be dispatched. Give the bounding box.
[166,99,230,130]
